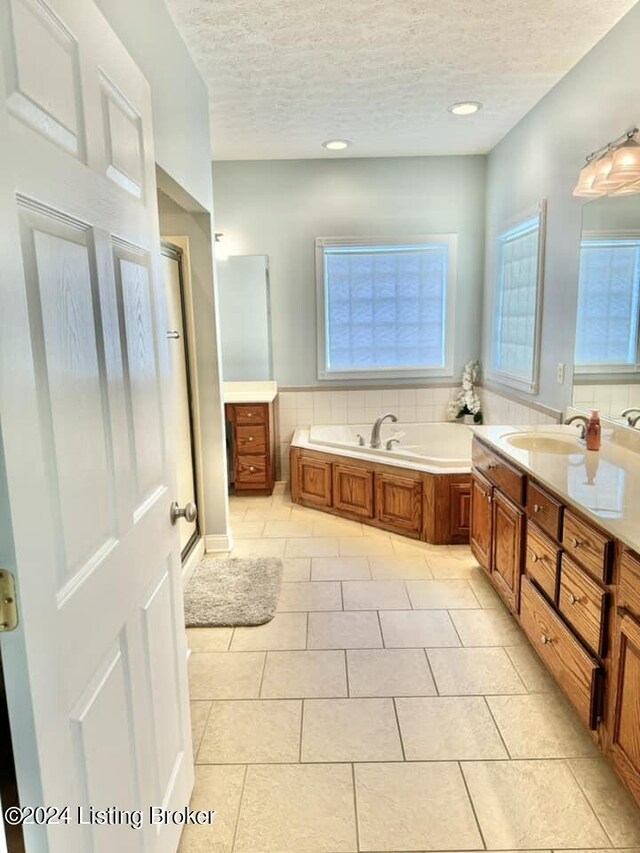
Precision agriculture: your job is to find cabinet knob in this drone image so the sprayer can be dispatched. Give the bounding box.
[568,592,580,605]
[247,412,253,418]
[570,537,582,548]
[249,466,256,472]
[486,493,492,504]
[486,461,498,470]
[531,553,539,563]
[540,633,552,645]
[248,436,254,442]
[533,504,543,513]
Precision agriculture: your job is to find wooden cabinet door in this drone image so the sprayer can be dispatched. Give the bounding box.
[375,472,422,535]
[492,489,525,614]
[333,464,374,518]
[297,455,332,507]
[470,471,493,572]
[450,482,471,542]
[609,612,640,804]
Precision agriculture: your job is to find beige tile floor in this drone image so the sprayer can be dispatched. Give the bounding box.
[180,487,640,853]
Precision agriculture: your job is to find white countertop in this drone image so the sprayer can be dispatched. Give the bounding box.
[223,381,278,404]
[471,424,640,554]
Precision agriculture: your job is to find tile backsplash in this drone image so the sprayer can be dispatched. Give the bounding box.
[573,383,640,419]
[275,385,560,481]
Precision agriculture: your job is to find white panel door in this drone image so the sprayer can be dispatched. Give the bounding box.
[162,247,197,554]
[0,1,193,851]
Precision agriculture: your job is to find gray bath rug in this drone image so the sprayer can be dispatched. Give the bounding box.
[184,557,283,627]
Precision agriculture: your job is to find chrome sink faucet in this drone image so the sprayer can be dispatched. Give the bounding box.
[565,414,589,440]
[370,413,398,448]
[621,407,640,426]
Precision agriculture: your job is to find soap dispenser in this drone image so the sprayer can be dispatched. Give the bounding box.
[586,410,601,451]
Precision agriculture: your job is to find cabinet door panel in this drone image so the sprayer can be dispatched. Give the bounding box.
[333,464,374,518]
[297,456,332,507]
[609,612,640,805]
[376,472,422,535]
[450,482,471,542]
[470,471,493,572]
[492,490,524,614]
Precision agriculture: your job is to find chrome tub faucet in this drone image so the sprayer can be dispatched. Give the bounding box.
[370,413,398,448]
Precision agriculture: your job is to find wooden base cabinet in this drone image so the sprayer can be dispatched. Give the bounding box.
[226,402,276,495]
[470,435,640,808]
[290,446,470,545]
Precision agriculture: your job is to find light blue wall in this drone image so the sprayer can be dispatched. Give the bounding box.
[212,156,487,387]
[483,1,640,411]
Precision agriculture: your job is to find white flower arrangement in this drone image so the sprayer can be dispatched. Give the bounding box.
[448,360,482,423]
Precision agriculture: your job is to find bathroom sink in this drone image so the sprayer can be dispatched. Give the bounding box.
[505,432,584,454]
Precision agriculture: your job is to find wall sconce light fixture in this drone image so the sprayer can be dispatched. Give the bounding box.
[574,128,640,197]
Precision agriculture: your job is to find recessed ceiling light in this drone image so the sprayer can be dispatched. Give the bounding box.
[322,139,351,150]
[448,101,482,116]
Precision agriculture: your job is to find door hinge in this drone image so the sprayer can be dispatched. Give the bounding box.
[0,571,18,631]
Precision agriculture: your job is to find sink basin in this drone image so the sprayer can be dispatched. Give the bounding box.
[505,432,584,454]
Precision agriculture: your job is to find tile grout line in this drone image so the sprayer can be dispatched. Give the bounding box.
[256,651,268,699]
[229,763,248,853]
[459,760,488,851]
[565,757,616,846]
[392,697,407,761]
[422,648,440,696]
[482,695,512,759]
[350,762,361,853]
[343,649,350,698]
[192,699,215,765]
[376,609,386,649]
[298,699,305,763]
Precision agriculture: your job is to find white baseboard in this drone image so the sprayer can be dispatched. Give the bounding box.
[204,532,234,553]
[181,537,205,587]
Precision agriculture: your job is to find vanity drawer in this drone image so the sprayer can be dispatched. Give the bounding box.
[619,549,640,619]
[233,404,266,425]
[559,554,607,658]
[525,523,560,602]
[562,510,613,584]
[472,439,525,506]
[520,577,602,729]
[526,481,563,542]
[235,455,267,486]
[236,424,267,455]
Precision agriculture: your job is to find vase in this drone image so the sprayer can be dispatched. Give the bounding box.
[461,414,475,425]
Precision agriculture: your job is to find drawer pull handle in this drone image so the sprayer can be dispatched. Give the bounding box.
[533,504,543,513]
[247,413,253,418]
[568,592,580,605]
[486,494,492,504]
[540,633,552,645]
[570,537,582,548]
[531,553,540,563]
[249,466,256,472]
[486,461,498,469]
[248,436,254,442]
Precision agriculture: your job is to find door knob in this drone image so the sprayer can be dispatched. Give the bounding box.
[170,501,197,525]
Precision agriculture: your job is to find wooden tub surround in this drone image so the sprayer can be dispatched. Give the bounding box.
[470,431,640,807]
[290,445,471,545]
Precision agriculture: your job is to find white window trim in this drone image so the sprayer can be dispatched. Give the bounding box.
[487,200,547,395]
[315,234,457,381]
[574,228,640,375]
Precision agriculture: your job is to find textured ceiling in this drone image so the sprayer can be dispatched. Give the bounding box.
[165,0,637,160]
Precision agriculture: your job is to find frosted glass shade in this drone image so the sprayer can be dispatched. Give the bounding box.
[572,159,604,197]
[608,138,640,183]
[610,179,640,197]
[591,151,625,191]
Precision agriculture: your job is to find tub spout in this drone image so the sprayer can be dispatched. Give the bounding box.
[370,413,398,448]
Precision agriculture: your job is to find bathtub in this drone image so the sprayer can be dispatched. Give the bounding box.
[294,421,472,474]
[290,421,473,544]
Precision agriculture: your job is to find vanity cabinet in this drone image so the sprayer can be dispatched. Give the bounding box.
[609,550,640,803]
[470,434,640,805]
[294,454,332,508]
[226,401,276,495]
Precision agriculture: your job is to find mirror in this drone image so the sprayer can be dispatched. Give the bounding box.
[572,195,640,425]
[217,254,273,380]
